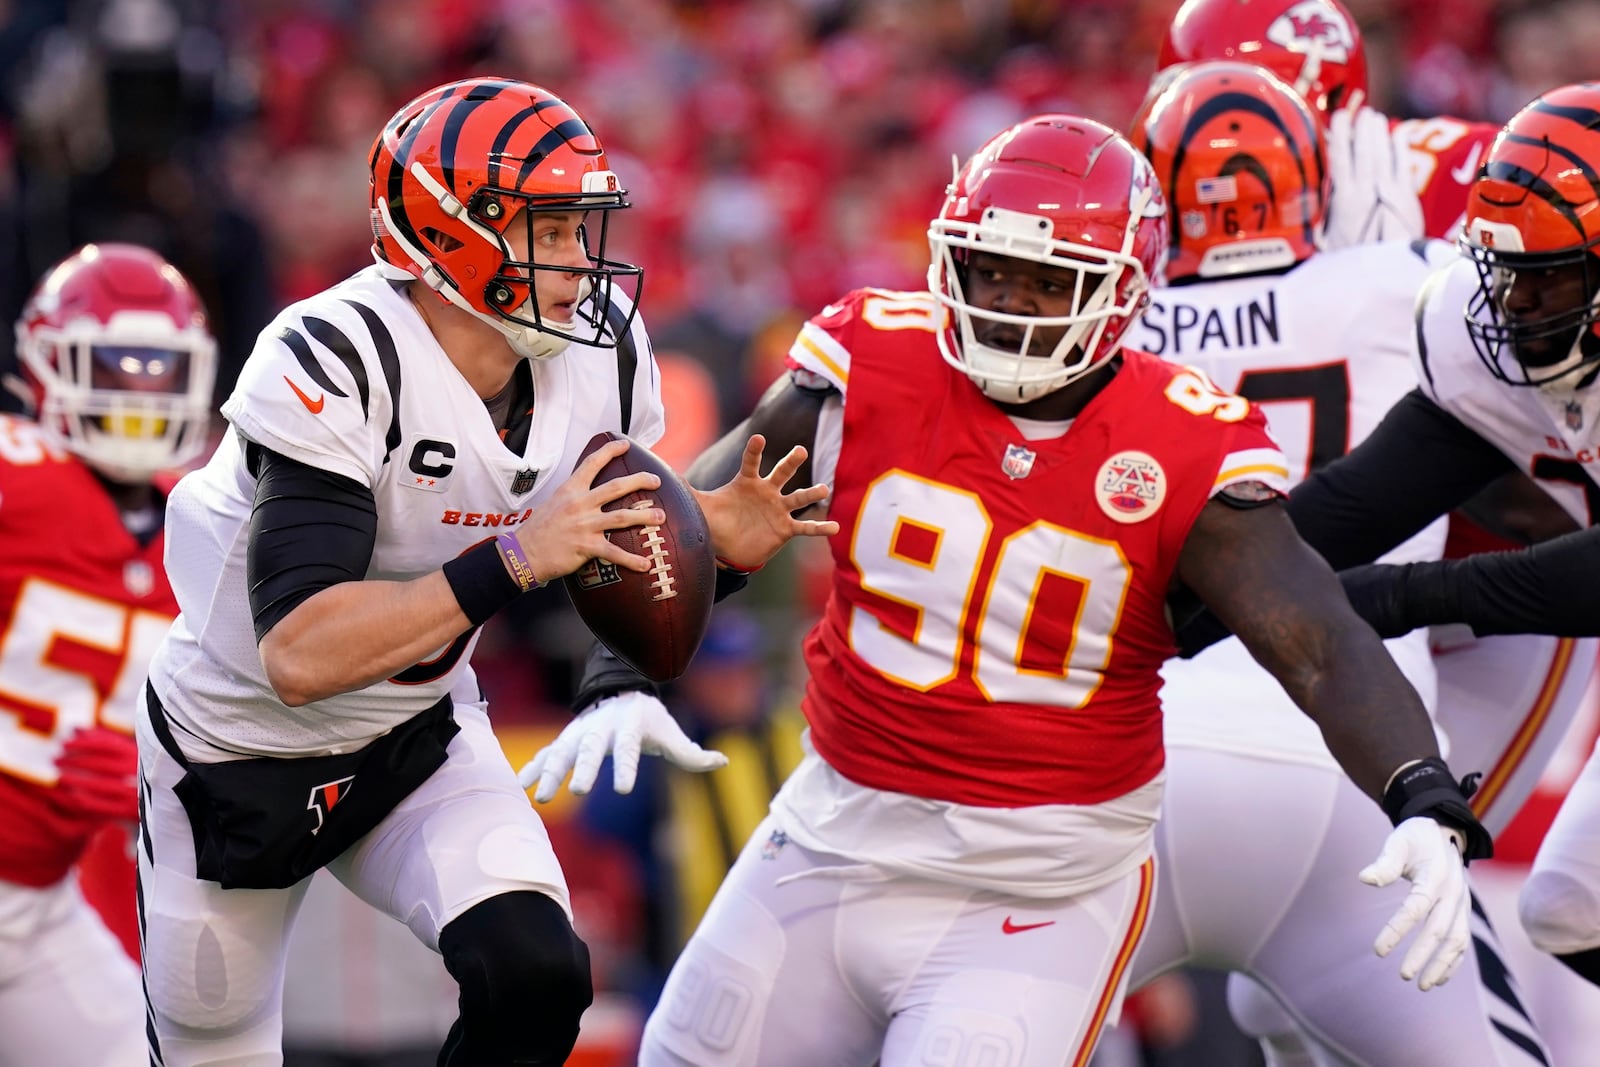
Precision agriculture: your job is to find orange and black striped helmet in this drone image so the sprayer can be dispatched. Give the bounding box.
[1462,83,1600,388]
[369,77,642,359]
[1158,0,1367,125]
[1131,62,1328,283]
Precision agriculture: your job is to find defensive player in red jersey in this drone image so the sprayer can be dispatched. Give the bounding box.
[1160,0,1499,244]
[0,242,216,1065]
[533,115,1490,1067]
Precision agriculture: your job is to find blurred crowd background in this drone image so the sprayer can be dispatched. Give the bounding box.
[5,0,1600,1064]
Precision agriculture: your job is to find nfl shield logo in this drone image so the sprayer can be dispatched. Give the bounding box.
[1001,443,1036,480]
[510,468,538,494]
[1567,401,1584,432]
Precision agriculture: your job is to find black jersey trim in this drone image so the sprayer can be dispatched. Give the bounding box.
[303,317,371,422]
[1413,266,1453,392]
[275,326,350,399]
[342,299,404,463]
[605,299,639,434]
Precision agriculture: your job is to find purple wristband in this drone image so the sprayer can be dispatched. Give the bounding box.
[495,534,543,592]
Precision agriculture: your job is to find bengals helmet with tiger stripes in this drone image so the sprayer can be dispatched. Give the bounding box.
[1462,84,1600,390]
[1131,62,1328,283]
[369,77,642,360]
[1159,0,1367,125]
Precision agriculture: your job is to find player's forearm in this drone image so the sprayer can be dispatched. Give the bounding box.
[1360,527,1600,638]
[1271,619,1443,801]
[1287,389,1512,569]
[1181,500,1440,800]
[257,573,470,706]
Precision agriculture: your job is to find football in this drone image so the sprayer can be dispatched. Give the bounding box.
[563,431,716,682]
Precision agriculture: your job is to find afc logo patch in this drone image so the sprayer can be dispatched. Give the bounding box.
[1096,451,1167,523]
[307,775,355,835]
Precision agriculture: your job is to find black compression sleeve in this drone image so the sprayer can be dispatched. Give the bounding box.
[1287,389,1516,569]
[247,445,378,642]
[1375,527,1600,637]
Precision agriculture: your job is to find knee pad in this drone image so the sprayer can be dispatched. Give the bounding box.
[438,891,593,1066]
[1519,869,1600,955]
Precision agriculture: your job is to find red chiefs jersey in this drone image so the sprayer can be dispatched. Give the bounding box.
[0,415,175,887]
[788,289,1288,808]
[1392,115,1500,238]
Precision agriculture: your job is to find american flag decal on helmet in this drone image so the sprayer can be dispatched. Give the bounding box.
[307,775,356,835]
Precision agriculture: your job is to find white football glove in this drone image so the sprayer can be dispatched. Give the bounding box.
[1321,100,1426,251]
[1359,816,1471,991]
[518,691,728,803]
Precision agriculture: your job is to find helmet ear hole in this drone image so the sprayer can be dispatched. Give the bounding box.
[419,227,464,254]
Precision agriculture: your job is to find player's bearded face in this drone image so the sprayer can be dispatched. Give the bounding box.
[1494,258,1596,368]
[962,252,1082,358]
[505,210,592,325]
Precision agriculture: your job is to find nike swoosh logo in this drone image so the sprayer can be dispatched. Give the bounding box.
[1449,143,1483,187]
[1001,917,1056,935]
[284,376,325,414]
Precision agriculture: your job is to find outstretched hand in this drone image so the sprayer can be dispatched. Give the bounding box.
[693,434,839,572]
[1359,816,1472,991]
[518,691,727,803]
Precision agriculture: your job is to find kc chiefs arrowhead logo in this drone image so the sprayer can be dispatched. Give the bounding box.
[1265,1,1355,62]
[307,775,356,835]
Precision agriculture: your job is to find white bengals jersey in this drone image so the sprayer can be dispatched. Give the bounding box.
[1417,257,1598,528]
[1125,239,1458,766]
[149,265,663,759]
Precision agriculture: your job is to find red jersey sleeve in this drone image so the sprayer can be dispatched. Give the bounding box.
[1390,116,1500,239]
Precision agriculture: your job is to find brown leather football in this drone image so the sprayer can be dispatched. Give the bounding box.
[562,432,716,681]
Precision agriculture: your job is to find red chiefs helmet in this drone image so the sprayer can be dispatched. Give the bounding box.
[14,243,216,482]
[1159,0,1368,123]
[1131,62,1329,282]
[369,77,642,360]
[1461,84,1600,390]
[928,115,1168,402]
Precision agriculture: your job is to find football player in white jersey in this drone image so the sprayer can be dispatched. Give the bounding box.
[135,77,835,1067]
[1179,81,1600,1019]
[531,113,1490,1067]
[1120,62,1553,1066]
